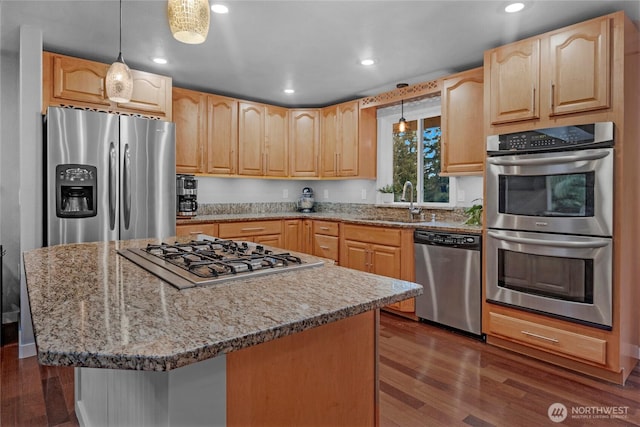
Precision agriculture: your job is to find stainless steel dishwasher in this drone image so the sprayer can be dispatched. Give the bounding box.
[414,230,482,337]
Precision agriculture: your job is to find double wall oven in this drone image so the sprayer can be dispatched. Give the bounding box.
[485,122,614,329]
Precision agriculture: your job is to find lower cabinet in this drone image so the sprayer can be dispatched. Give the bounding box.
[176,223,218,238]
[217,220,283,247]
[312,220,340,263]
[340,224,415,314]
[282,219,303,252]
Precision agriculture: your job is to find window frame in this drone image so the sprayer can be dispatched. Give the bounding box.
[377,99,457,208]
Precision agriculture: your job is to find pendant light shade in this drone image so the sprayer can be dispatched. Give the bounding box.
[168,0,211,44]
[397,83,408,132]
[106,0,133,103]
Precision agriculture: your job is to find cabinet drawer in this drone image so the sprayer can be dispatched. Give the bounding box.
[313,220,339,236]
[342,224,401,247]
[488,312,607,365]
[176,223,218,237]
[218,220,282,238]
[313,234,339,261]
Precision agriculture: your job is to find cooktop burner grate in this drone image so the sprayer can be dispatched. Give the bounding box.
[117,237,324,289]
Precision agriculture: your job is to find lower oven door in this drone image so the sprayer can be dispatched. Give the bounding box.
[486,229,612,329]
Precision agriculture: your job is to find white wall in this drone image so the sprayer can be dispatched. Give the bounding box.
[197,177,378,204]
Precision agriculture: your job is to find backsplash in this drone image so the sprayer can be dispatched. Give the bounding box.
[197,202,470,224]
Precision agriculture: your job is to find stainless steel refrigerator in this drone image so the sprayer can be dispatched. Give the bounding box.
[45,106,176,246]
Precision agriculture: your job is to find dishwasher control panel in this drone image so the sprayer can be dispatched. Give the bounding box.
[414,230,481,249]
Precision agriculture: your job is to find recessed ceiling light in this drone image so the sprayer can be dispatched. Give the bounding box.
[284,89,295,94]
[360,58,376,66]
[504,2,525,13]
[152,57,168,64]
[211,4,229,14]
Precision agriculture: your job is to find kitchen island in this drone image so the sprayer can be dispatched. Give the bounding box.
[23,237,422,426]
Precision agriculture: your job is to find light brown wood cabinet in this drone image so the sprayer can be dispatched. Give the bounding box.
[486,14,611,126]
[312,220,340,262]
[206,94,239,175]
[237,102,289,177]
[289,109,320,177]
[176,223,219,238]
[43,52,172,120]
[320,101,359,177]
[173,90,238,175]
[340,224,415,313]
[282,219,302,252]
[440,67,484,175]
[173,88,206,174]
[217,220,283,247]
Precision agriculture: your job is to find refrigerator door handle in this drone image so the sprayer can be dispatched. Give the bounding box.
[109,142,117,230]
[123,143,132,229]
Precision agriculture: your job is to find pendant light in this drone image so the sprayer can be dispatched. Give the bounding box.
[168,0,211,44]
[397,83,408,132]
[106,0,133,103]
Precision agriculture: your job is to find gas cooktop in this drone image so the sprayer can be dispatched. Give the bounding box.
[118,237,324,290]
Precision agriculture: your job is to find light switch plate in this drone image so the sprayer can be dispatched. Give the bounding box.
[457,190,465,202]
[283,189,288,199]
[324,189,329,199]
[361,189,367,200]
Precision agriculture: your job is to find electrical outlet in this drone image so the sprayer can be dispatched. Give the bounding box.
[457,190,465,202]
[324,189,329,199]
[361,189,367,200]
[283,189,288,199]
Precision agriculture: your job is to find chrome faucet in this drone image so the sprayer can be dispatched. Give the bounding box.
[400,181,422,219]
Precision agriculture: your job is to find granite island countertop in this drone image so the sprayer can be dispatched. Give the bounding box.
[23,238,422,372]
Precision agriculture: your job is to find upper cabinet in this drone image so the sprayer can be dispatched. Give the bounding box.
[43,52,172,120]
[173,89,238,175]
[265,106,289,177]
[440,67,484,175]
[206,94,238,175]
[238,101,266,176]
[485,15,611,127]
[320,101,359,177]
[289,109,320,177]
[173,87,206,174]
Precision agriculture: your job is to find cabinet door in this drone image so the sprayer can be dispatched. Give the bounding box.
[282,219,302,252]
[370,244,401,278]
[488,38,540,124]
[320,106,338,177]
[337,101,359,177]
[173,88,206,174]
[548,17,610,116]
[207,95,238,175]
[265,106,289,177]
[289,110,320,177]
[254,234,283,248]
[342,240,370,272]
[52,54,110,106]
[302,220,314,254]
[238,102,266,176]
[117,70,171,119]
[441,68,484,175]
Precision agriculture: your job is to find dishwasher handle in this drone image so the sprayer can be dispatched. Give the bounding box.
[414,230,481,250]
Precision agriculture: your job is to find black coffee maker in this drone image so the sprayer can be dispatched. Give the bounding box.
[176,174,198,217]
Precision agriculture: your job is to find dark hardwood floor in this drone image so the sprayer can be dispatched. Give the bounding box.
[1,314,639,426]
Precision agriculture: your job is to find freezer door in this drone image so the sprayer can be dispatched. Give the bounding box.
[119,116,176,241]
[46,107,119,245]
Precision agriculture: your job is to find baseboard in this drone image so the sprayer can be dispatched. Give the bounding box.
[18,329,36,359]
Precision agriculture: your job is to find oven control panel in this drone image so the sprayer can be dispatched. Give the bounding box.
[487,122,613,154]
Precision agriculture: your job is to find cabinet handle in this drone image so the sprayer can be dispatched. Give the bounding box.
[264,152,268,173]
[532,86,536,115]
[521,330,559,343]
[188,231,204,235]
[320,245,330,250]
[337,152,341,174]
[550,83,555,111]
[241,227,265,232]
[319,226,329,231]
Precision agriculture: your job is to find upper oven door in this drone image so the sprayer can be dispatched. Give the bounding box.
[486,148,613,236]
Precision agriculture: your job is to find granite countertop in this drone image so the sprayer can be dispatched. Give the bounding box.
[23,238,422,372]
[178,212,482,234]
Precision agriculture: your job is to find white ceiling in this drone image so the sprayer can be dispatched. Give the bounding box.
[1,1,639,107]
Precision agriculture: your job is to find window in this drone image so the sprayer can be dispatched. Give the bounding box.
[377,98,456,207]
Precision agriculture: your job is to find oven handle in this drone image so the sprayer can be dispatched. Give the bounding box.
[486,150,609,166]
[487,231,609,249]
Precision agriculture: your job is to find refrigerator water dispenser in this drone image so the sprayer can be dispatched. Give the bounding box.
[56,164,97,218]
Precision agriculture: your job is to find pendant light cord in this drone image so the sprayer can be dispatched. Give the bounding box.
[118,0,123,55]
